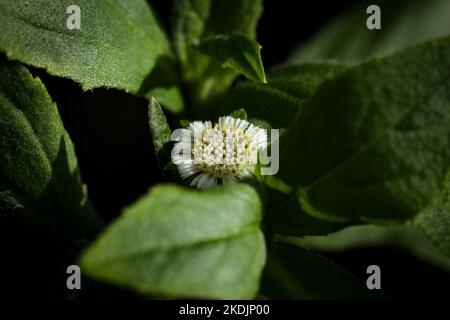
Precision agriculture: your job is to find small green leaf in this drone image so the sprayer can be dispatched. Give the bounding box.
[261,241,386,299]
[148,98,172,166]
[229,108,248,120]
[289,0,450,63]
[197,35,266,83]
[414,176,450,257]
[0,58,101,237]
[80,183,266,299]
[148,98,178,181]
[0,0,171,93]
[278,36,450,222]
[179,119,191,128]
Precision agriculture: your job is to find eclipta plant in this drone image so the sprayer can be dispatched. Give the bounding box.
[0,0,449,300]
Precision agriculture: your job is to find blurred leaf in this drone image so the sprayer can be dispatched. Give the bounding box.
[197,35,266,83]
[0,0,170,93]
[80,183,266,299]
[179,119,191,128]
[298,224,450,272]
[278,36,450,222]
[218,82,301,128]
[414,175,450,257]
[171,0,262,104]
[289,0,450,63]
[0,58,101,238]
[267,62,349,99]
[229,108,248,120]
[267,194,353,237]
[217,62,347,128]
[138,57,184,114]
[172,0,262,65]
[261,241,386,299]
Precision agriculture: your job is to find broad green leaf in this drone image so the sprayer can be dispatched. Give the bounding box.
[0,0,170,93]
[197,35,266,83]
[298,224,450,272]
[171,0,263,104]
[80,183,266,299]
[261,241,385,299]
[0,58,101,238]
[414,175,450,257]
[215,62,347,128]
[278,36,450,222]
[290,0,450,63]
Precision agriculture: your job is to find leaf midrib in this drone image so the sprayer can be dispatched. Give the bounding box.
[88,224,261,266]
[0,0,154,48]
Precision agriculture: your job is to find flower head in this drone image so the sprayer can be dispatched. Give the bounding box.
[172,116,267,189]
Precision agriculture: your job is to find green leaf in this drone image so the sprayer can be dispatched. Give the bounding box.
[148,98,172,166]
[172,0,262,65]
[171,0,209,65]
[215,62,347,128]
[261,241,386,299]
[80,183,266,299]
[138,57,185,114]
[171,0,263,104]
[289,0,450,63]
[217,82,301,128]
[267,62,349,99]
[298,224,450,272]
[179,119,191,128]
[148,98,179,181]
[197,35,266,83]
[0,0,170,93]
[278,36,450,222]
[229,108,248,120]
[0,58,101,238]
[414,175,450,257]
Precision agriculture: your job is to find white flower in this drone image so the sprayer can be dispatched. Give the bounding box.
[172,116,268,189]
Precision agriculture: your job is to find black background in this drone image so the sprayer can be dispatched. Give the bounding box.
[1,0,448,299]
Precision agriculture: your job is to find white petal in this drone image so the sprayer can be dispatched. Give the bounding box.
[196,173,211,189]
[190,174,203,188]
[204,176,217,189]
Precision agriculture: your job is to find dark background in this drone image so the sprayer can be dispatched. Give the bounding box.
[1,0,448,299]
